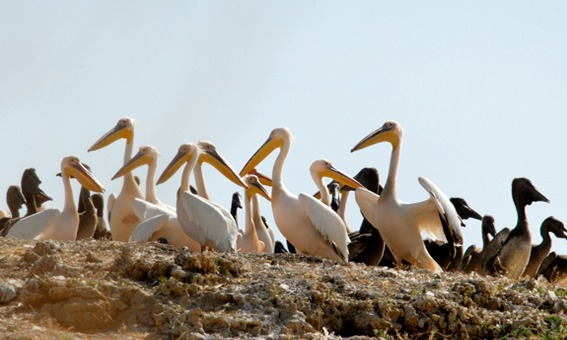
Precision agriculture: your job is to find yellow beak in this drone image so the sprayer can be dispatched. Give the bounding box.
[111,149,152,180]
[247,179,271,202]
[240,136,282,177]
[199,148,247,188]
[351,124,399,152]
[249,168,273,187]
[156,149,191,185]
[65,162,105,193]
[88,120,133,152]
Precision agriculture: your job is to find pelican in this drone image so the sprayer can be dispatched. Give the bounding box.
[461,215,497,274]
[91,193,110,239]
[111,145,199,250]
[483,178,549,279]
[21,168,52,217]
[237,174,272,253]
[7,157,105,240]
[112,145,175,212]
[249,169,276,253]
[76,186,97,240]
[88,117,144,241]
[230,192,243,225]
[426,197,483,271]
[351,121,462,272]
[157,143,247,252]
[239,128,363,262]
[346,167,386,266]
[522,216,566,278]
[0,186,26,236]
[536,252,567,283]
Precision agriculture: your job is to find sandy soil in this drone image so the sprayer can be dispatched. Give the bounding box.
[0,237,565,339]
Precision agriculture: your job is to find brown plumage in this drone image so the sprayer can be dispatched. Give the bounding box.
[522,217,566,278]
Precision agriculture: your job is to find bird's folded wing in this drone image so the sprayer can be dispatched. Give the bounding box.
[298,193,350,261]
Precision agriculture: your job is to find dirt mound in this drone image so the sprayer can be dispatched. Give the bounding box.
[0,238,565,339]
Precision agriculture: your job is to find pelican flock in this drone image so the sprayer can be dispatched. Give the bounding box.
[0,117,565,283]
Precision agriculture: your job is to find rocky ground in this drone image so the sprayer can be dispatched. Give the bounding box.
[0,238,565,339]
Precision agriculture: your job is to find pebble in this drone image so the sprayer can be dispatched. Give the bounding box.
[0,284,17,303]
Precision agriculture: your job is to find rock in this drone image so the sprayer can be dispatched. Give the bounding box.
[0,284,17,303]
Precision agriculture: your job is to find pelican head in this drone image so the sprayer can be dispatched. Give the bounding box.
[197,140,247,188]
[482,215,496,237]
[112,145,158,180]
[351,120,402,153]
[61,156,105,193]
[156,143,199,185]
[243,174,271,201]
[239,127,292,176]
[88,117,135,151]
[512,177,549,209]
[249,168,273,187]
[310,159,363,190]
[544,217,567,239]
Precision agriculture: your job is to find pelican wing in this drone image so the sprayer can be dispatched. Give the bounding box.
[482,227,511,265]
[107,193,116,221]
[130,214,169,241]
[181,192,238,252]
[354,187,380,230]
[131,198,174,221]
[417,177,463,245]
[7,209,60,240]
[298,193,350,261]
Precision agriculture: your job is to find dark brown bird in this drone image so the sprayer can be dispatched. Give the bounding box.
[483,178,549,279]
[21,168,52,217]
[425,197,482,271]
[522,217,566,278]
[0,186,27,236]
[461,215,497,274]
[76,186,97,240]
[91,193,110,239]
[347,167,385,266]
[536,252,567,283]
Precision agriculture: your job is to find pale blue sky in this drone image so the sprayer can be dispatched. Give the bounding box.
[1,2,566,253]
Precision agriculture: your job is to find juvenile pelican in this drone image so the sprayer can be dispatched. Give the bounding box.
[21,168,52,217]
[0,186,26,236]
[351,121,462,272]
[522,216,566,278]
[461,215,497,274]
[157,143,247,252]
[239,128,363,262]
[237,174,272,253]
[88,117,144,241]
[483,178,549,279]
[7,157,105,240]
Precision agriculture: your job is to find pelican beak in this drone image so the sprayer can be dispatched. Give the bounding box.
[240,135,283,177]
[351,123,398,152]
[248,178,271,202]
[88,120,133,152]
[34,188,53,204]
[156,148,192,185]
[320,164,363,190]
[249,168,273,187]
[112,149,151,180]
[65,162,105,193]
[199,148,248,188]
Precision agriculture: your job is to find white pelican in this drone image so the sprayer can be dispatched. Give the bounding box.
[351,121,462,273]
[249,169,275,253]
[112,145,175,212]
[111,145,200,250]
[237,174,272,253]
[157,143,247,252]
[88,117,144,241]
[7,157,105,240]
[239,128,363,262]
